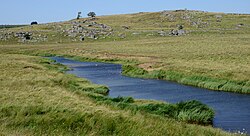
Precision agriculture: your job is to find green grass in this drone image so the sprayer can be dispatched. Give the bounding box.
[0,10,247,135]
[88,93,214,125]
[0,25,27,29]
[0,54,234,135]
[1,10,249,93]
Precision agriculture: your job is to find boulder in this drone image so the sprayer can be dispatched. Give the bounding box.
[169,29,186,36]
[158,31,167,36]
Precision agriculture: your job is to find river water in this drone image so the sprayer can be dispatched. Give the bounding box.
[51,57,250,134]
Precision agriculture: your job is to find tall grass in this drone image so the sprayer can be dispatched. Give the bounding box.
[1,10,250,94]
[122,64,250,93]
[0,54,232,136]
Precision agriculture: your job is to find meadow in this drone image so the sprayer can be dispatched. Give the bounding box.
[0,10,249,135]
[0,54,232,135]
[1,10,249,93]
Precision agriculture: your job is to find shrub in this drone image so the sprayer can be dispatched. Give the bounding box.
[122,65,148,76]
[31,21,38,25]
[87,12,96,18]
[77,12,81,19]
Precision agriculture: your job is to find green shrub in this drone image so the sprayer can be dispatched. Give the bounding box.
[137,100,214,125]
[176,100,215,124]
[111,96,134,103]
[148,70,166,79]
[122,65,148,76]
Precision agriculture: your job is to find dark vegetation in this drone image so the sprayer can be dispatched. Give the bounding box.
[0,25,27,29]
[88,12,96,18]
[77,12,82,19]
[31,21,38,25]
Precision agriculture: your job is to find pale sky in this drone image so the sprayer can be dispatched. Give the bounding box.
[1,0,250,24]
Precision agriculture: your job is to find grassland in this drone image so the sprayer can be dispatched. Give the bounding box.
[0,10,249,135]
[0,53,233,135]
[1,10,249,93]
[0,25,27,29]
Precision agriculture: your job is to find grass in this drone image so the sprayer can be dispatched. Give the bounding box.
[0,54,234,135]
[0,10,249,134]
[0,10,249,93]
[0,25,27,29]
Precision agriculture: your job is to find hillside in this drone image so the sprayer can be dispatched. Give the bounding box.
[1,10,250,44]
[1,10,249,93]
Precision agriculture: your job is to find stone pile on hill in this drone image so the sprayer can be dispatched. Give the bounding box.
[0,30,13,41]
[64,19,113,41]
[0,30,48,43]
[161,10,210,28]
[157,29,187,36]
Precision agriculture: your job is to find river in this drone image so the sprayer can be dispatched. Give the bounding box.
[51,57,250,134]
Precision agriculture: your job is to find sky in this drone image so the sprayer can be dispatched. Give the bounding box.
[1,0,250,24]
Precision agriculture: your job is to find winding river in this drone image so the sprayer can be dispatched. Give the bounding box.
[51,57,250,134]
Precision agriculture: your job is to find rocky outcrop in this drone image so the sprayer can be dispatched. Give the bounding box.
[0,30,48,43]
[64,19,113,41]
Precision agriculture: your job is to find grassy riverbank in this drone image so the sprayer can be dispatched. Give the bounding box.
[1,41,249,94]
[0,54,233,135]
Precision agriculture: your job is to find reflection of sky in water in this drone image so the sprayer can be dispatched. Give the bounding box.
[51,57,250,134]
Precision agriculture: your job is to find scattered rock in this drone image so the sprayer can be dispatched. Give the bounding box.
[158,31,167,36]
[215,15,223,22]
[237,23,244,27]
[132,32,140,35]
[169,29,186,36]
[80,36,85,41]
[64,20,112,41]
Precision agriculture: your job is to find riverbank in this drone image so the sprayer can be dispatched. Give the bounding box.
[1,11,250,94]
[1,40,249,94]
[0,53,234,135]
[39,52,250,94]
[54,56,250,133]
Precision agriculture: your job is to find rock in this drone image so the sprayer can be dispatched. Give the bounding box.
[161,11,176,21]
[158,31,167,36]
[61,19,112,41]
[24,33,31,40]
[215,15,223,22]
[80,36,85,41]
[169,29,186,36]
[177,30,186,35]
[237,23,244,27]
[132,32,140,35]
